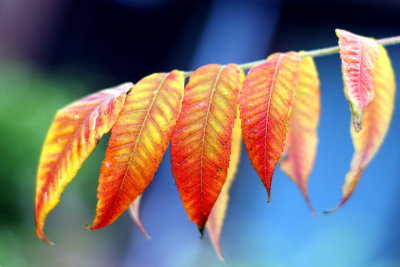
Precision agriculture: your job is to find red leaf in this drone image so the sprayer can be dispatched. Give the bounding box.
[240,52,301,200]
[90,71,184,229]
[336,29,378,132]
[171,64,245,233]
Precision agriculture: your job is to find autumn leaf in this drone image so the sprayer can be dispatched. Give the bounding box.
[171,64,245,234]
[206,114,242,261]
[326,45,395,212]
[90,71,184,229]
[129,195,151,239]
[240,52,301,201]
[336,29,378,132]
[35,82,132,243]
[280,55,320,213]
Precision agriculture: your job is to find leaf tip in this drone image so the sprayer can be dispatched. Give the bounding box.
[36,229,54,245]
[353,115,363,132]
[304,196,317,216]
[83,223,100,230]
[217,253,225,262]
[198,225,205,239]
[83,223,92,230]
[322,200,346,214]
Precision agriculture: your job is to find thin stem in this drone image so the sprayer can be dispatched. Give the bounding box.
[183,35,400,78]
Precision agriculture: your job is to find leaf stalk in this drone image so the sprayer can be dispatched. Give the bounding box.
[183,35,400,78]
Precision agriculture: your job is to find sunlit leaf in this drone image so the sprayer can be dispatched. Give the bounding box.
[280,55,320,213]
[336,29,378,132]
[326,45,395,212]
[206,114,242,261]
[90,71,184,229]
[171,64,245,234]
[35,82,132,243]
[240,52,301,201]
[129,195,151,239]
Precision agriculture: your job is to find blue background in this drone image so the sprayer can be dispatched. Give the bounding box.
[1,0,400,266]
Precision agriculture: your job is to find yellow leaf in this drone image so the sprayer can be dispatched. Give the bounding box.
[35,82,132,243]
[206,114,242,261]
[280,55,320,214]
[327,44,395,212]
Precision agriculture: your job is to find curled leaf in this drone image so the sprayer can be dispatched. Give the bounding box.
[171,64,245,234]
[35,82,132,243]
[280,55,320,214]
[206,113,242,261]
[326,45,395,212]
[336,29,378,132]
[240,52,301,201]
[90,71,184,229]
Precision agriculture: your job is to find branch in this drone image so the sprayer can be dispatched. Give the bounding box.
[183,35,400,78]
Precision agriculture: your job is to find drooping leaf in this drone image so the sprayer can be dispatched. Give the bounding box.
[35,82,132,243]
[206,114,242,261]
[240,52,301,201]
[336,29,378,132]
[280,55,320,213]
[90,71,184,229]
[171,64,245,234]
[129,195,151,239]
[326,45,395,212]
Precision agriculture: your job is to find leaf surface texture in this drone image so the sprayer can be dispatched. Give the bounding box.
[336,29,378,131]
[240,52,301,200]
[91,71,184,229]
[35,83,132,243]
[171,64,244,232]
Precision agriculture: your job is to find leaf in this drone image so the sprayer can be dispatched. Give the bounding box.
[206,114,242,261]
[336,29,378,132]
[35,82,132,243]
[129,195,151,239]
[280,55,320,213]
[326,45,395,212]
[90,71,185,229]
[171,64,245,234]
[240,52,301,201]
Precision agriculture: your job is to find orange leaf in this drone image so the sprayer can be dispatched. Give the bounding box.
[129,195,151,239]
[171,64,245,234]
[240,52,301,201]
[336,29,378,132]
[35,82,132,243]
[90,71,185,229]
[280,55,320,213]
[206,114,242,261]
[326,45,395,212]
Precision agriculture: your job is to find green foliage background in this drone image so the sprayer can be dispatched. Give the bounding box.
[0,63,127,266]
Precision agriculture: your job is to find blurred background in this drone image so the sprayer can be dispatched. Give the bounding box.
[1,0,400,266]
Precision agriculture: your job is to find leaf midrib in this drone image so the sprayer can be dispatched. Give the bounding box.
[103,74,169,222]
